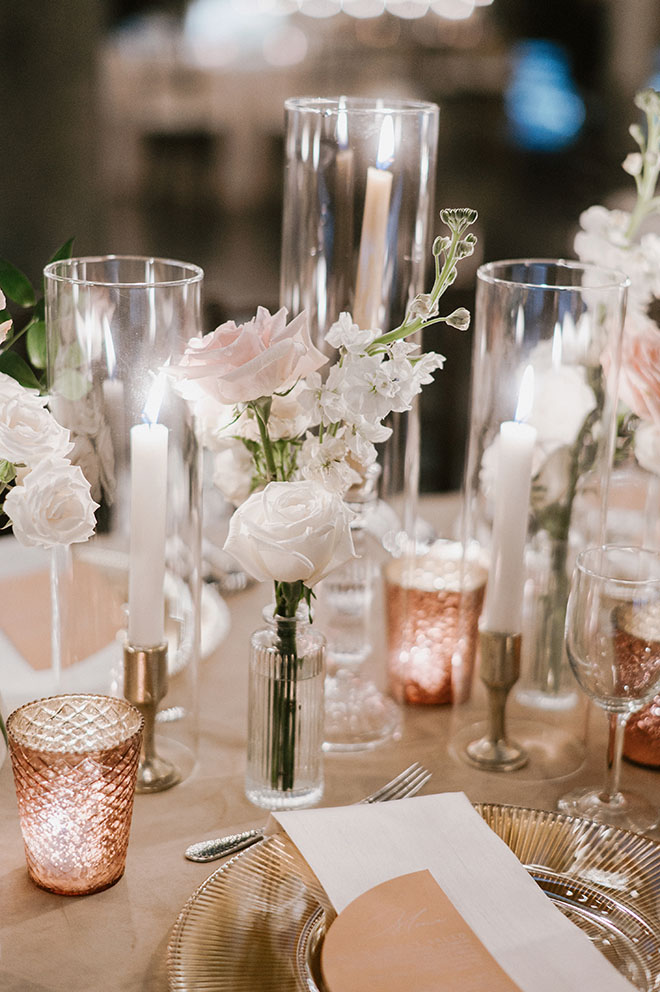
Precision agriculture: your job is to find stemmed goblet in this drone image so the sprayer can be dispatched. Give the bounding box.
[559,545,660,832]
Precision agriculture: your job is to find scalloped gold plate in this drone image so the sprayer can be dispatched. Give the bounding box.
[168,805,660,992]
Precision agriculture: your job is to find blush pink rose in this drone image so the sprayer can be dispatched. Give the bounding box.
[606,314,660,425]
[173,307,327,405]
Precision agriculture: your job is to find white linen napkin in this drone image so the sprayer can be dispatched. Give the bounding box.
[271,792,635,992]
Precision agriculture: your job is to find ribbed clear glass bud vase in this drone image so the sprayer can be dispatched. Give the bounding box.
[245,606,325,810]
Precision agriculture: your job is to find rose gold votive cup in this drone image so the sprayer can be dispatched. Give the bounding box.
[385,542,487,705]
[7,693,143,896]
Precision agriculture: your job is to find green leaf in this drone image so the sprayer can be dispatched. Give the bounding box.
[33,296,45,321]
[47,237,75,264]
[0,351,41,390]
[0,460,16,484]
[0,259,36,308]
[53,367,91,401]
[26,318,47,370]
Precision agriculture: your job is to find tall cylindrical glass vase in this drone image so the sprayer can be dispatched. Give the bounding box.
[44,256,205,790]
[280,96,439,513]
[462,259,628,718]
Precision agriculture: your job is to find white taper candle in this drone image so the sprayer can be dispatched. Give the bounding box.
[128,422,168,646]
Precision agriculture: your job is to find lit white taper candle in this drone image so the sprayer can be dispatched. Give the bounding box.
[482,367,537,634]
[128,378,168,647]
[353,114,394,330]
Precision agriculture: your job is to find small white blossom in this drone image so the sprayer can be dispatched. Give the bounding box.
[299,431,362,495]
[325,312,375,353]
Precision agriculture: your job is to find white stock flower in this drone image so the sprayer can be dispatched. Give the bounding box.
[325,312,376,353]
[0,373,73,466]
[574,204,660,312]
[4,457,98,549]
[224,479,356,586]
[299,431,362,495]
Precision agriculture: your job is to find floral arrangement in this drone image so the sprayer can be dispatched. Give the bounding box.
[0,250,98,549]
[172,207,477,791]
[174,207,477,620]
[574,87,660,475]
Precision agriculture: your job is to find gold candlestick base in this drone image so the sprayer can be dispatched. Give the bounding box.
[123,643,181,793]
[465,630,528,772]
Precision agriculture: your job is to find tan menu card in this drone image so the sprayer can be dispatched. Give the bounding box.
[321,870,522,992]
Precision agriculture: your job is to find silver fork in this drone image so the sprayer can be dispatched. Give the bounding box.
[184,762,432,863]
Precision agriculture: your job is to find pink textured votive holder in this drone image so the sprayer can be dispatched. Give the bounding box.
[385,542,487,706]
[7,693,143,896]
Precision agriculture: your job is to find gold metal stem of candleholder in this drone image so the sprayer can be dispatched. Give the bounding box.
[123,643,180,793]
[465,630,528,772]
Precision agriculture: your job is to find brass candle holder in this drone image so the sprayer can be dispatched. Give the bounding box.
[123,643,180,793]
[465,630,528,772]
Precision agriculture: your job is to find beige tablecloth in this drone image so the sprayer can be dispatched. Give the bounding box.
[1,496,658,991]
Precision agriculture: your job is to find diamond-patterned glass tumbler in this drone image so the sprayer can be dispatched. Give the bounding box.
[7,693,143,895]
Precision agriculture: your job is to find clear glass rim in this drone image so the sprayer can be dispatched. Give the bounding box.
[576,545,660,585]
[284,95,439,118]
[6,692,144,754]
[477,258,630,292]
[43,254,204,289]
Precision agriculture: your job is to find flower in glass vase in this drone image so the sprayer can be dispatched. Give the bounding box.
[171,207,477,802]
[575,88,660,484]
[574,87,660,765]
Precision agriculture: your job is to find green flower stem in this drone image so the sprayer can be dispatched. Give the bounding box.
[371,224,464,349]
[249,398,278,482]
[626,93,660,240]
[269,580,306,793]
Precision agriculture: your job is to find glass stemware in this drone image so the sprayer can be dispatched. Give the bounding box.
[558,545,660,832]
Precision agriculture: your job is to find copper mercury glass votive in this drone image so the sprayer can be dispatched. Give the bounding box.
[385,542,487,705]
[7,693,143,895]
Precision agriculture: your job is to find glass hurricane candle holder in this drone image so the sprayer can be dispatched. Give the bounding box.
[463,260,628,707]
[453,260,628,777]
[280,95,439,511]
[44,256,205,789]
[7,693,143,895]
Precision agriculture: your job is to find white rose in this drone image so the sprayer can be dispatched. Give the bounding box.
[0,375,73,466]
[528,365,596,447]
[224,480,356,586]
[4,457,99,549]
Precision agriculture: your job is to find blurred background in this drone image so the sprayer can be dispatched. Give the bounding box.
[1,0,659,491]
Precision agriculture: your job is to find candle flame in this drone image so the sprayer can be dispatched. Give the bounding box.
[103,316,117,378]
[142,373,166,425]
[515,304,525,345]
[376,115,395,170]
[515,365,534,422]
[552,320,562,368]
[337,96,348,149]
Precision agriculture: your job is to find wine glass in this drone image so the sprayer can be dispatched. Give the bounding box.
[558,545,660,832]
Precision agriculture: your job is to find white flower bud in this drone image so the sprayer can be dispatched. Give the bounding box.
[622,153,643,176]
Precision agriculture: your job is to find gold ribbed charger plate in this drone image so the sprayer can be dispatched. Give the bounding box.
[168,805,660,992]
